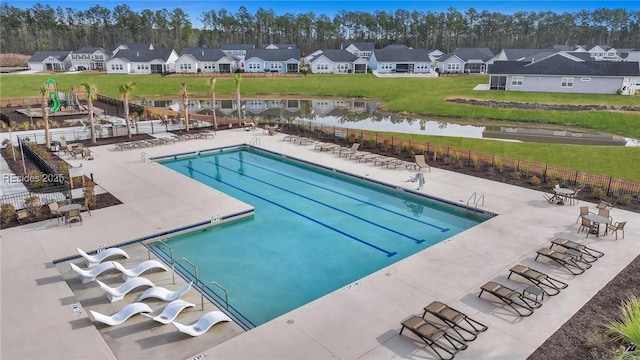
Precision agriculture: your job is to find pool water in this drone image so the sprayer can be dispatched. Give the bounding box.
[156,147,485,328]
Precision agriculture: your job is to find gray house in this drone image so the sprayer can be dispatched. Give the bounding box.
[436,48,495,73]
[106,49,178,74]
[488,52,640,94]
[70,47,111,71]
[341,42,375,60]
[220,44,255,59]
[244,49,300,73]
[27,51,72,72]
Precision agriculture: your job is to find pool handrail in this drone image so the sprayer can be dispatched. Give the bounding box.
[175,257,199,287]
[147,240,175,283]
[202,281,229,310]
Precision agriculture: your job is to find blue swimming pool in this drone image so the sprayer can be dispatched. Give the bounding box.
[154,146,488,328]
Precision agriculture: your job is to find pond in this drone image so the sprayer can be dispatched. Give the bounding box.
[143,98,639,147]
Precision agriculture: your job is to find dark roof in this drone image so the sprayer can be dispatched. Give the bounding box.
[28,51,71,62]
[548,45,576,51]
[500,48,561,61]
[565,52,594,61]
[220,44,255,51]
[74,47,110,54]
[264,43,297,49]
[120,43,153,50]
[341,42,375,51]
[245,49,300,61]
[439,47,494,62]
[383,44,411,50]
[372,49,430,62]
[488,54,640,76]
[310,49,358,63]
[111,49,175,62]
[181,48,231,61]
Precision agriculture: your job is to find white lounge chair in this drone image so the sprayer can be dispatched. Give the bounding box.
[90,302,152,326]
[138,281,193,302]
[142,299,195,324]
[77,247,129,268]
[171,311,231,336]
[97,277,155,303]
[70,261,118,284]
[113,260,168,281]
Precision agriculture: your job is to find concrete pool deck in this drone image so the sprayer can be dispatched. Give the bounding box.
[1,128,639,360]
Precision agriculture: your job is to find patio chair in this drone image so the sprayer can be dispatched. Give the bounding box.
[567,188,581,205]
[596,201,613,210]
[171,311,232,337]
[76,247,129,268]
[507,264,568,296]
[113,260,168,281]
[82,148,93,160]
[69,261,118,284]
[16,209,29,224]
[399,315,467,360]
[576,206,594,223]
[543,192,562,204]
[337,143,360,157]
[414,154,432,172]
[90,302,152,326]
[47,202,61,222]
[314,142,340,152]
[550,237,604,261]
[605,221,627,240]
[598,209,612,222]
[97,277,155,302]
[142,299,195,324]
[422,301,487,342]
[578,217,598,237]
[479,281,541,317]
[66,208,82,226]
[138,281,193,302]
[534,248,591,275]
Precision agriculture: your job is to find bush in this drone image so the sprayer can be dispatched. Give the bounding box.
[529,175,541,185]
[493,158,503,172]
[83,183,97,208]
[1,203,16,224]
[24,195,41,216]
[617,195,631,206]
[471,155,479,168]
[27,170,43,189]
[592,187,606,200]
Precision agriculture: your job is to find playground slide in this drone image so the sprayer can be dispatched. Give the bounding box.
[50,91,61,113]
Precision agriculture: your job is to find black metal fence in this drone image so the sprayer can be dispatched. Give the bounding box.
[0,184,71,210]
[286,121,640,204]
[17,137,68,186]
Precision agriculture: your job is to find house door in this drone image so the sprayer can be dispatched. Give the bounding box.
[219,64,231,73]
[396,64,410,73]
[150,64,163,74]
[490,76,507,90]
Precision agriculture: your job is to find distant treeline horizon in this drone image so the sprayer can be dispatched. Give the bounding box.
[1,4,638,56]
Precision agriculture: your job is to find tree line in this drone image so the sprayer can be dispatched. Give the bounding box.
[1,3,638,56]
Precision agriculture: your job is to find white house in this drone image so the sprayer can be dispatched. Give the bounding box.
[220,44,255,60]
[175,48,238,73]
[244,49,300,73]
[70,47,111,71]
[369,49,432,74]
[436,48,495,74]
[106,49,178,74]
[27,51,72,72]
[308,49,367,74]
[341,42,375,60]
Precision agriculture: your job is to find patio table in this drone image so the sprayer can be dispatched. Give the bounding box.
[582,214,611,237]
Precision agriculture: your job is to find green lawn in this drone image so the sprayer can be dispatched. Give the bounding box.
[1,73,639,180]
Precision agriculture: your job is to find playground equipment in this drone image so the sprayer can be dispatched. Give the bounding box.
[46,78,61,113]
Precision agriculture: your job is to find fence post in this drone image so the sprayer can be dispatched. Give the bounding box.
[606,176,613,196]
[468,150,471,167]
[543,165,548,182]
[574,171,579,187]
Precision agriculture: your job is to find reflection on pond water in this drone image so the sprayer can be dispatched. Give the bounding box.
[143,98,638,146]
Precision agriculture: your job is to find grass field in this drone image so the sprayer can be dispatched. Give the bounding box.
[1,73,639,180]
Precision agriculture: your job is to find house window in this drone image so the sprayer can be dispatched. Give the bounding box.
[511,76,523,86]
[446,63,460,71]
[561,77,574,88]
[110,64,123,70]
[179,63,192,70]
[248,63,260,70]
[270,63,282,70]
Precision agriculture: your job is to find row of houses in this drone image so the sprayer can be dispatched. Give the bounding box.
[26,42,640,94]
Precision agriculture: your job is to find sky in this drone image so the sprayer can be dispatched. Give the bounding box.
[7,0,640,28]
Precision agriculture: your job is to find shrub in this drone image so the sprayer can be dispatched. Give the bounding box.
[486,167,496,176]
[58,161,69,177]
[436,148,444,161]
[1,138,11,148]
[27,170,43,189]
[471,155,479,168]
[592,187,606,200]
[617,195,631,206]
[510,170,522,180]
[529,175,541,185]
[1,203,16,224]
[24,195,41,216]
[494,158,503,172]
[604,296,640,359]
[83,183,97,208]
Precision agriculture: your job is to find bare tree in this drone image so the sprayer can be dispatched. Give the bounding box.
[234,73,242,125]
[180,81,190,132]
[39,86,51,149]
[80,81,97,144]
[208,77,218,129]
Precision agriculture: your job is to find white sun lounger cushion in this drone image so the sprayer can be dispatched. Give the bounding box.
[90,302,152,326]
[97,277,155,303]
[77,247,129,268]
[70,261,117,284]
[171,311,232,336]
[142,299,195,324]
[113,260,168,281]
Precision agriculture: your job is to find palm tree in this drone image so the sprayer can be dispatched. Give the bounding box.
[118,81,137,140]
[208,77,218,129]
[234,73,242,125]
[80,81,97,144]
[180,81,189,132]
[39,86,51,149]
[605,296,640,360]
